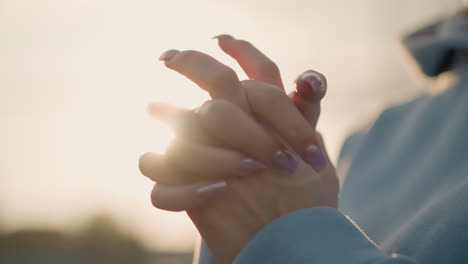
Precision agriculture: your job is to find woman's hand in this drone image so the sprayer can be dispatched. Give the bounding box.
[139,35,339,263]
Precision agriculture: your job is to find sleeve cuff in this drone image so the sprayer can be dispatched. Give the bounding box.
[234,207,415,264]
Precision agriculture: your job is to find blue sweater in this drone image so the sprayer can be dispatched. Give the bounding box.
[197,10,468,264]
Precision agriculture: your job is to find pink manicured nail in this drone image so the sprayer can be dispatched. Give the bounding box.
[302,144,327,172]
[159,49,180,62]
[294,71,327,103]
[240,158,267,174]
[212,34,234,41]
[196,181,228,197]
[274,149,299,172]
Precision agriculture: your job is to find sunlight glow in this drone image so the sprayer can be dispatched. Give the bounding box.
[1,0,462,253]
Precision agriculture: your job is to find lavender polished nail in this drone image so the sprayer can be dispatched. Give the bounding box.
[196,181,228,196]
[212,34,234,41]
[240,158,267,174]
[303,144,327,172]
[159,49,180,62]
[294,72,327,103]
[274,150,299,172]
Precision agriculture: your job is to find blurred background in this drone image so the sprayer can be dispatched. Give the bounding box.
[1,0,464,263]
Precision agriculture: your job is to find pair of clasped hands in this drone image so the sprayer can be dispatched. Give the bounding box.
[139,35,339,264]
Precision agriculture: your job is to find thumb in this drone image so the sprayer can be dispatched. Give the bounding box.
[289,70,327,129]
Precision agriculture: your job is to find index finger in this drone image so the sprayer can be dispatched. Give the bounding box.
[214,35,283,89]
[159,49,250,112]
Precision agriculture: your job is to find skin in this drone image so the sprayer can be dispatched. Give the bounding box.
[139,36,339,263]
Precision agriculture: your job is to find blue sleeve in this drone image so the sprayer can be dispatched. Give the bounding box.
[196,239,218,264]
[195,207,416,264]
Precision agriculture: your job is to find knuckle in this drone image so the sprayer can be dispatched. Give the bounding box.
[148,167,170,184]
[150,185,183,212]
[207,67,238,88]
[164,140,179,157]
[197,99,232,123]
[138,153,165,182]
[164,142,186,172]
[151,174,163,183]
[150,185,163,209]
[198,99,240,133]
[258,85,287,108]
[138,153,153,176]
[197,100,217,117]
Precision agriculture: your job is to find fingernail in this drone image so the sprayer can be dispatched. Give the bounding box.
[302,144,327,172]
[294,72,327,103]
[240,158,267,174]
[196,181,228,197]
[159,49,180,62]
[274,150,299,172]
[212,34,234,41]
[138,152,157,176]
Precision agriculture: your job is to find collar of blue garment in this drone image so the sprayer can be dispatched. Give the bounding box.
[403,9,468,77]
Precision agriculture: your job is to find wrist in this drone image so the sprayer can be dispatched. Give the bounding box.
[187,205,259,264]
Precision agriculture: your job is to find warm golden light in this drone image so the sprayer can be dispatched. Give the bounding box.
[1,0,463,257]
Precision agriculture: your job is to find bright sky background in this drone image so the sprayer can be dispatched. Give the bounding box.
[1,0,463,252]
